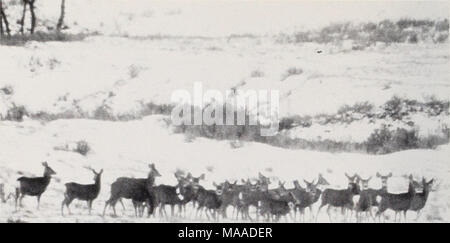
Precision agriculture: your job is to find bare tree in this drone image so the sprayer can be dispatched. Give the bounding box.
[19,0,37,34]
[56,0,65,31]
[0,0,11,37]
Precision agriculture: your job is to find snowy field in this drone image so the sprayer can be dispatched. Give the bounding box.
[0,0,449,222]
[0,116,449,222]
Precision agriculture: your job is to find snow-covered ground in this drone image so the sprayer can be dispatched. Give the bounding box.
[0,116,449,222]
[0,0,449,222]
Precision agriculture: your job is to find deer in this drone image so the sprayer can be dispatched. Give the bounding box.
[185,172,205,209]
[258,191,296,222]
[15,162,56,210]
[103,163,160,217]
[152,181,186,218]
[355,175,375,222]
[61,167,103,216]
[174,173,198,218]
[237,178,264,221]
[409,177,434,221]
[195,186,222,221]
[0,0,11,37]
[213,180,240,219]
[362,172,392,207]
[290,179,321,222]
[375,175,416,222]
[315,173,360,222]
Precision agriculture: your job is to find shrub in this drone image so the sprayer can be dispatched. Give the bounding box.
[250,70,264,78]
[74,140,90,156]
[364,125,448,154]
[0,31,96,46]
[0,85,13,95]
[435,19,449,32]
[281,67,303,81]
[5,105,27,122]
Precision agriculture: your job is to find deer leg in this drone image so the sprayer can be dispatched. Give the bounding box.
[316,204,325,222]
[326,205,332,222]
[88,200,93,215]
[36,195,41,210]
[403,210,407,222]
[102,201,109,217]
[132,201,138,217]
[170,204,175,217]
[415,210,422,221]
[119,198,126,211]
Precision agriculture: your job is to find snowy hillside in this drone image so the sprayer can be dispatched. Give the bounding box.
[0,116,449,222]
[0,0,449,223]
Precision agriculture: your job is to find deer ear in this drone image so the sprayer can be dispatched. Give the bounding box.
[199,174,205,180]
[42,162,48,166]
[99,169,103,174]
[367,176,372,181]
[376,172,381,178]
[428,179,434,185]
[303,179,309,184]
[213,182,218,187]
[345,173,350,179]
[388,172,392,178]
[241,179,246,183]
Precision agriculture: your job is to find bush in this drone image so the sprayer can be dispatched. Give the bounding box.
[5,105,27,122]
[0,85,13,95]
[0,31,96,46]
[281,67,303,81]
[74,140,90,156]
[365,125,448,154]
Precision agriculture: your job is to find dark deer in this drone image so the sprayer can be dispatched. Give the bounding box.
[290,179,321,222]
[213,180,240,219]
[256,179,297,222]
[61,167,103,216]
[376,175,416,222]
[362,172,392,208]
[174,173,197,218]
[316,173,360,222]
[355,175,374,222]
[410,178,434,221]
[195,186,222,221]
[152,183,185,218]
[237,179,263,221]
[103,163,160,217]
[15,162,56,210]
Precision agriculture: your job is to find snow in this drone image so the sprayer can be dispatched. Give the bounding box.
[0,0,449,222]
[0,116,449,222]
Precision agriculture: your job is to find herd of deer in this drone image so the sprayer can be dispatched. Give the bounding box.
[1,162,435,222]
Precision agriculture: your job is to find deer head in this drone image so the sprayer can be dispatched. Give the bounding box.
[376,172,392,189]
[42,162,56,177]
[148,163,161,177]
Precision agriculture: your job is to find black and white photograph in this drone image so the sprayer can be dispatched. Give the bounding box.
[0,0,449,225]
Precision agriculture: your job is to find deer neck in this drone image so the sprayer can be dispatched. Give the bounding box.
[95,178,101,189]
[147,174,156,187]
